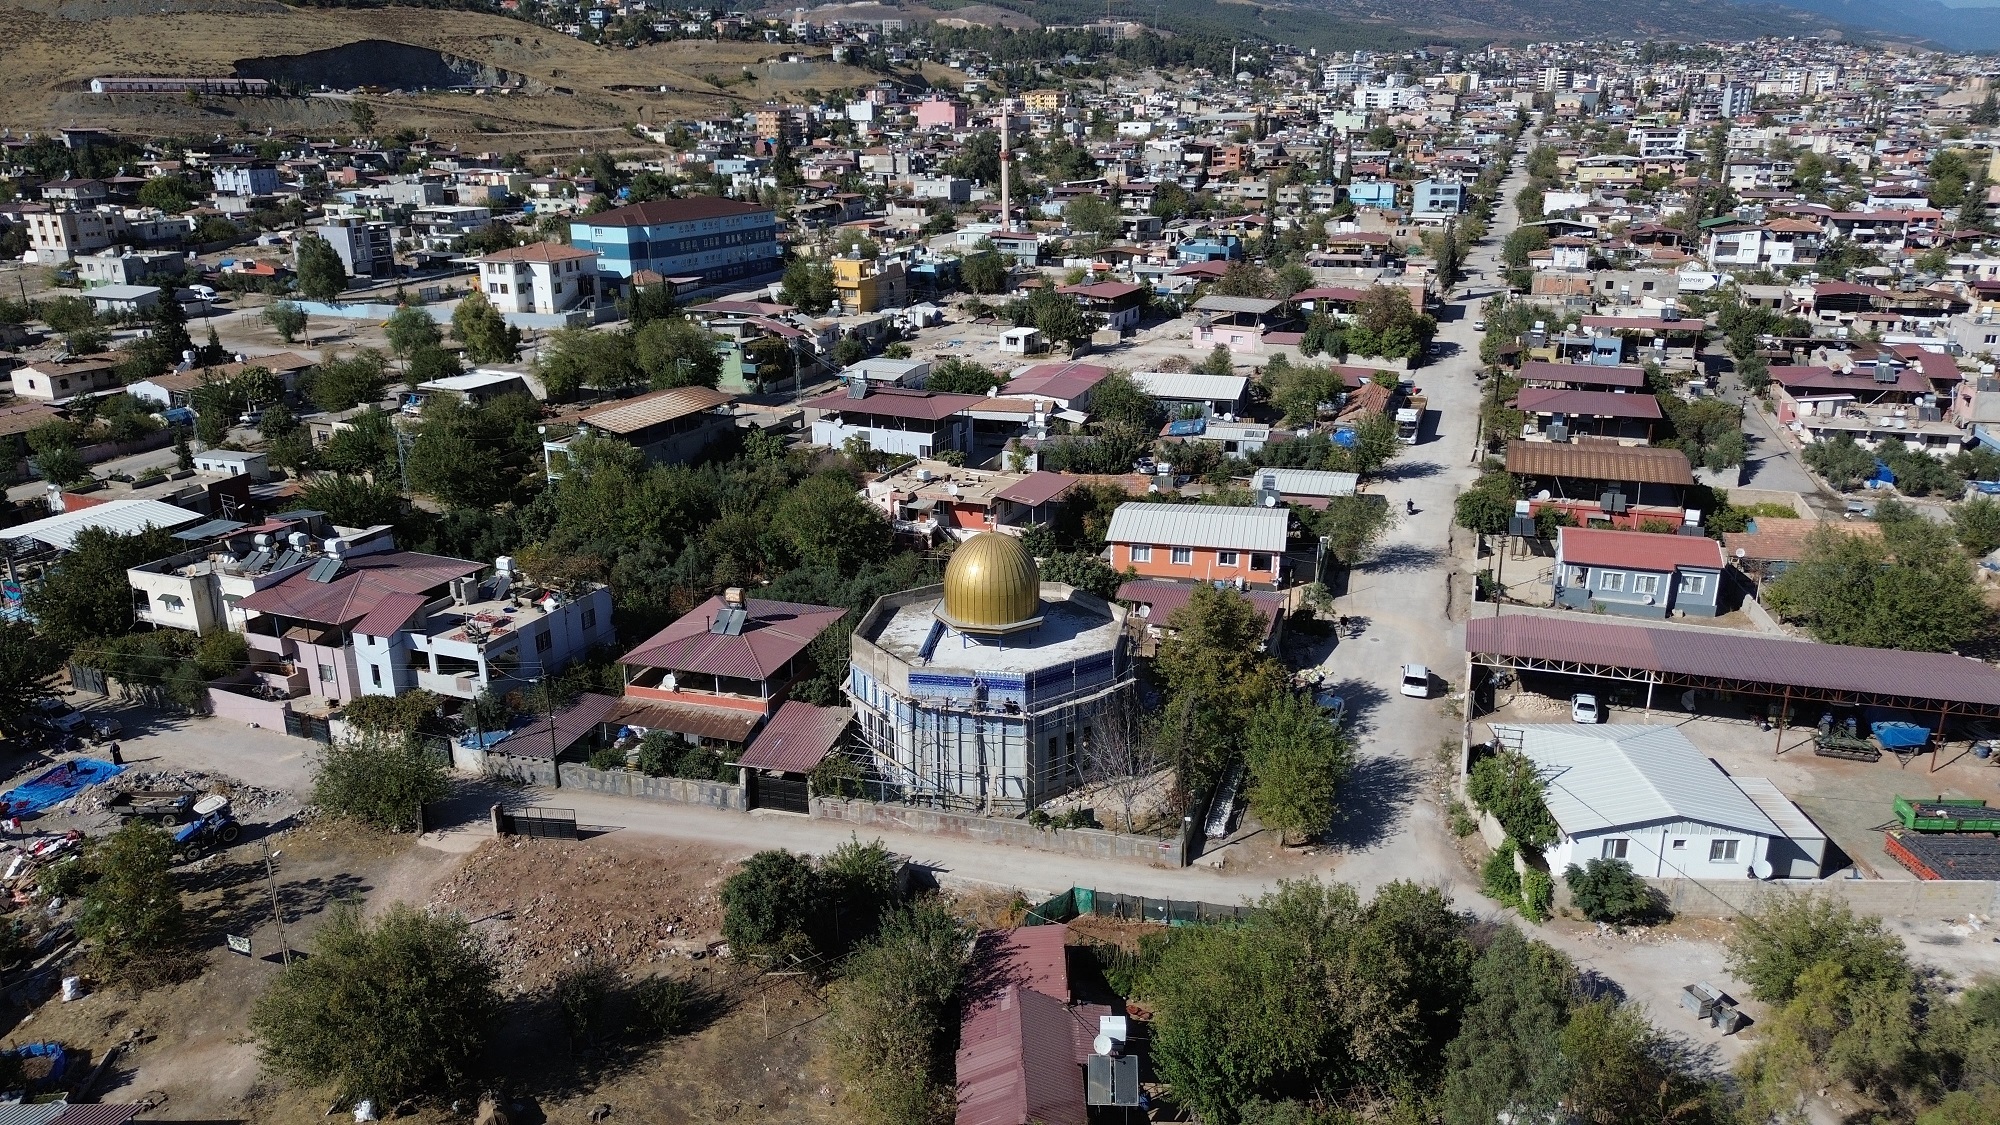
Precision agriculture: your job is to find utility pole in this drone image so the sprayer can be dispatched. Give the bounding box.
[262,839,292,965]
[392,420,413,496]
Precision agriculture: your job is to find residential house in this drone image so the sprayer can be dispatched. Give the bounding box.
[543,386,736,476]
[1130,371,1249,417]
[1490,724,1807,880]
[863,462,1075,541]
[831,256,908,313]
[1553,526,1724,618]
[1517,362,1649,393]
[956,925,1115,1125]
[1515,388,1662,445]
[10,355,123,404]
[475,242,600,315]
[1722,517,1879,589]
[806,385,979,459]
[621,591,847,720]
[1506,440,1695,528]
[1104,502,1291,586]
[313,217,395,280]
[1056,281,1146,331]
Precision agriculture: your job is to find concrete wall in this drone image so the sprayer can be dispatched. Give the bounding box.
[488,753,557,786]
[205,684,290,730]
[1647,876,2000,919]
[555,763,746,810]
[810,796,1185,867]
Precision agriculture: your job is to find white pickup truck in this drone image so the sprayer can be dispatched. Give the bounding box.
[1395,394,1427,444]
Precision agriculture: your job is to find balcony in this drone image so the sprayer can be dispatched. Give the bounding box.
[417,669,481,698]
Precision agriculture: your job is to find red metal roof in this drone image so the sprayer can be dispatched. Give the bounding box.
[614,698,762,744]
[621,596,847,681]
[1518,361,1648,389]
[1768,365,1931,397]
[1514,387,1663,419]
[1118,579,1282,640]
[235,552,483,626]
[993,472,1077,508]
[956,926,1085,1125]
[1505,440,1694,486]
[1579,315,1703,333]
[1558,526,1723,571]
[737,701,851,773]
[1003,362,1110,403]
[352,590,431,639]
[804,386,985,421]
[1466,614,2000,709]
[495,691,626,758]
[582,196,771,227]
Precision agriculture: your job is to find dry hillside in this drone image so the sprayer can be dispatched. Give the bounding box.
[0,0,895,145]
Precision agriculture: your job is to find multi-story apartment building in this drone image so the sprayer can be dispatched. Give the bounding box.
[475,242,599,315]
[569,197,781,282]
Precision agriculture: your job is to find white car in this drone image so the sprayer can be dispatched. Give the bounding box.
[1400,664,1431,699]
[1571,693,1603,724]
[1473,319,1488,332]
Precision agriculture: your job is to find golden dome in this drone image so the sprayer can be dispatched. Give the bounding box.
[938,533,1043,635]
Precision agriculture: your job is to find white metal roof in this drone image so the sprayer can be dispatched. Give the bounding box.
[1104,502,1289,553]
[1131,371,1249,403]
[419,371,527,393]
[87,283,162,301]
[1254,468,1358,498]
[4,498,204,551]
[1492,723,1782,839]
[1732,776,1827,843]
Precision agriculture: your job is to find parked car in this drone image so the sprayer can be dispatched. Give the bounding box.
[1473,319,1488,332]
[1571,693,1603,724]
[1400,664,1431,699]
[1316,692,1347,727]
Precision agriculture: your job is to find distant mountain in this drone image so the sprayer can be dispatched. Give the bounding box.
[1732,0,2000,49]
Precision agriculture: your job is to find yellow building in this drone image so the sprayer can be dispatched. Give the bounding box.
[831,256,908,313]
[1022,89,1065,111]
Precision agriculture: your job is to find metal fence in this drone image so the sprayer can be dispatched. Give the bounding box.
[1024,887,1254,927]
[501,806,578,840]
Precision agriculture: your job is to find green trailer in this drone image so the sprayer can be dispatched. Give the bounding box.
[1894,796,2000,833]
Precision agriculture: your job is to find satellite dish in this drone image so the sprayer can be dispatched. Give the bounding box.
[1735,547,1746,559]
[1750,858,1774,880]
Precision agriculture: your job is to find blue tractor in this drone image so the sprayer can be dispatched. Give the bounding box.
[172,794,243,859]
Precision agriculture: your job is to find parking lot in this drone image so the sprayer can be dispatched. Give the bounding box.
[1477,687,2000,882]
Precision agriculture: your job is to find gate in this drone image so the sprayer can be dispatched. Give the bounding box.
[282,711,333,743]
[502,806,578,840]
[750,773,810,814]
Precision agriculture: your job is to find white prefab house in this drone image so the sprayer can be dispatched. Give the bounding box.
[1493,723,1787,880]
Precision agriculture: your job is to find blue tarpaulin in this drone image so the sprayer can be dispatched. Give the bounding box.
[0,758,125,818]
[1871,722,1931,750]
[1165,418,1206,437]
[1332,427,1360,448]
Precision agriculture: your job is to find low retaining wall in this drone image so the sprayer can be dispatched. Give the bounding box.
[485,753,557,786]
[809,796,1185,867]
[204,686,288,729]
[555,763,745,810]
[1648,876,2000,919]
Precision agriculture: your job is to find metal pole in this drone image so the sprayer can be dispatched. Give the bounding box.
[1933,700,1948,774]
[1774,684,1790,757]
[263,839,291,965]
[1644,673,1655,720]
[1491,533,1506,617]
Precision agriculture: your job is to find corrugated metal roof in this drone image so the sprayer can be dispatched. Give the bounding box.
[1505,440,1694,486]
[3,499,204,551]
[1253,468,1358,498]
[737,701,851,774]
[621,596,847,681]
[1493,724,1782,838]
[956,926,1084,1125]
[1514,387,1664,419]
[47,1105,138,1125]
[1518,361,1647,388]
[1104,502,1288,554]
[613,699,761,744]
[1190,294,1283,315]
[1558,526,1724,571]
[1734,776,1827,843]
[0,1103,70,1125]
[1130,372,1249,403]
[576,386,733,435]
[497,691,626,759]
[1466,614,2000,709]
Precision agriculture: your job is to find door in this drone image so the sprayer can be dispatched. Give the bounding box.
[751,772,810,814]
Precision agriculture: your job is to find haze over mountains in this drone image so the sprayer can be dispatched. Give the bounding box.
[1744,0,2000,50]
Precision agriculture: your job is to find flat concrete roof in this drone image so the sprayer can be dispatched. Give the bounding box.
[864,583,1121,676]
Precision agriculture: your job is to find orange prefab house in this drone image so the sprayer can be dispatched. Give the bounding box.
[1103,502,1292,587]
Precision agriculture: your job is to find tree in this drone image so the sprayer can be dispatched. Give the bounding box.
[264,300,307,343]
[405,345,463,388]
[924,357,1003,395]
[828,897,974,1125]
[1315,495,1397,566]
[1346,284,1435,361]
[635,318,723,388]
[780,258,836,313]
[31,446,87,488]
[1727,891,1910,1005]
[294,231,348,303]
[136,176,196,214]
[26,525,176,651]
[535,325,638,400]
[770,472,892,571]
[1466,747,1558,850]
[311,731,451,832]
[1564,858,1657,924]
[76,820,187,983]
[1242,692,1354,844]
[0,622,65,729]
[1154,584,1288,787]
[1439,929,1575,1125]
[349,99,377,135]
[960,249,1007,294]
[251,902,499,1104]
[301,474,407,529]
[1038,550,1121,599]
[625,281,678,328]
[1764,521,1987,651]
[1802,433,1878,491]
[451,289,519,364]
[1953,495,2000,557]
[308,350,389,413]
[384,304,443,367]
[721,849,823,958]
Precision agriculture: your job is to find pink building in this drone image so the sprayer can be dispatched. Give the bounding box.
[915,99,968,130]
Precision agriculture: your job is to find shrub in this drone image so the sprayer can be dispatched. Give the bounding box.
[311,732,450,832]
[635,975,703,1036]
[1481,838,1522,907]
[1520,868,1553,923]
[587,744,626,771]
[1466,748,1559,850]
[1564,858,1657,924]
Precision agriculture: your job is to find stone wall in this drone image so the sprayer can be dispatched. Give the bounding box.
[486,753,556,786]
[555,763,745,811]
[810,796,1185,867]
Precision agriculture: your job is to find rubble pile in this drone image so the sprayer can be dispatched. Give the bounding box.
[431,837,737,985]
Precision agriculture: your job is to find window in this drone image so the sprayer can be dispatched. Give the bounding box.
[1681,574,1707,596]
[1632,575,1659,597]
[1596,571,1626,592]
[1602,838,1630,860]
[1249,553,1272,572]
[1217,551,1240,567]
[157,594,184,612]
[1567,566,1588,585]
[1672,839,1686,850]
[1170,547,1193,565]
[581,606,597,630]
[1130,545,1152,563]
[535,629,553,654]
[1710,839,1739,862]
[318,664,336,682]
[370,664,382,687]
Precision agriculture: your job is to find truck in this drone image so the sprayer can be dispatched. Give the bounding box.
[1395,394,1427,444]
[102,788,199,825]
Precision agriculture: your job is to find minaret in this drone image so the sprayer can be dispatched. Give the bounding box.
[999,108,1012,233]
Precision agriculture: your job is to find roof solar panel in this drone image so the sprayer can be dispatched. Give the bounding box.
[307,557,343,583]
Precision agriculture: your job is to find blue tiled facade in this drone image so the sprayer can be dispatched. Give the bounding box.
[570,198,781,281]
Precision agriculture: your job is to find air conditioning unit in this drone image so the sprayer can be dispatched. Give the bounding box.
[1546,423,1571,443]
